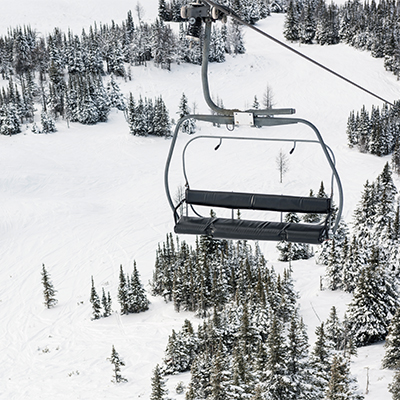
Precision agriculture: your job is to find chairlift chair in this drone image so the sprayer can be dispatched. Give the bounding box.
[164,1,343,245]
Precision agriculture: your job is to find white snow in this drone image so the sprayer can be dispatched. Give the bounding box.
[0,1,399,398]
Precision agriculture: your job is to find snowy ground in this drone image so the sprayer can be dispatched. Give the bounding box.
[0,1,399,398]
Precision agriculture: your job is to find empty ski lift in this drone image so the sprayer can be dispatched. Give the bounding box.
[164,1,343,245]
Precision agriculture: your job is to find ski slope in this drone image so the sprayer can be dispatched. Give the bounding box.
[0,1,399,398]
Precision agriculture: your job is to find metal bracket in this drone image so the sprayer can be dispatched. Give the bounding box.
[234,112,254,126]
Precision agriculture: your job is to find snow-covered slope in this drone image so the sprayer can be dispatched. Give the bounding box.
[0,1,399,398]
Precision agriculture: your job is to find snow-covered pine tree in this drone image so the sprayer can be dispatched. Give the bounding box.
[153,95,171,137]
[90,276,102,320]
[158,0,172,21]
[263,314,291,399]
[209,26,225,63]
[325,239,343,290]
[41,263,58,309]
[389,370,400,400]
[118,264,130,315]
[346,251,398,347]
[383,307,400,369]
[127,261,149,313]
[151,364,168,400]
[152,18,175,70]
[227,19,245,55]
[309,322,333,399]
[163,321,198,374]
[0,104,21,135]
[374,162,397,244]
[178,92,195,134]
[108,345,127,383]
[127,93,136,135]
[286,310,313,399]
[325,354,364,400]
[357,105,371,153]
[228,339,254,399]
[133,95,147,136]
[347,110,358,148]
[284,0,299,42]
[341,235,364,293]
[209,340,229,400]
[299,0,316,44]
[325,306,344,351]
[40,111,56,133]
[106,76,126,111]
[102,287,112,317]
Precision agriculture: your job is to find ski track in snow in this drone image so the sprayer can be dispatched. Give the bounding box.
[0,1,400,398]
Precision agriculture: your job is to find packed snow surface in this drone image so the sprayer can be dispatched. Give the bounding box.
[0,0,399,398]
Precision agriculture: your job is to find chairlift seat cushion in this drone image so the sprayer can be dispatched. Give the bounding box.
[174,216,327,244]
[185,189,331,214]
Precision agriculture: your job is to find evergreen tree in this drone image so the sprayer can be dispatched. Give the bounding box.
[389,370,400,400]
[163,320,198,374]
[264,315,291,399]
[151,364,168,400]
[341,236,363,293]
[299,0,316,44]
[325,238,343,290]
[347,110,358,148]
[346,260,393,347]
[325,306,345,351]
[178,92,195,134]
[106,76,126,111]
[392,138,400,176]
[0,104,21,135]
[40,111,56,133]
[102,287,112,317]
[228,20,245,55]
[153,95,171,137]
[133,95,147,136]
[127,92,136,135]
[286,311,313,399]
[118,264,130,315]
[108,345,128,383]
[41,263,58,309]
[209,340,229,400]
[284,0,299,41]
[90,276,102,320]
[383,307,400,369]
[309,323,333,399]
[325,354,364,400]
[128,261,149,313]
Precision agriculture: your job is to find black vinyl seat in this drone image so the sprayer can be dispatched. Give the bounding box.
[174,216,328,244]
[173,189,332,244]
[185,189,331,214]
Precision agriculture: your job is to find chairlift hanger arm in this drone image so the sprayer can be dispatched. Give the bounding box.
[164,1,345,242]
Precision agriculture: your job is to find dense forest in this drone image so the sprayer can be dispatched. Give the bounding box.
[149,162,400,399]
[0,0,257,135]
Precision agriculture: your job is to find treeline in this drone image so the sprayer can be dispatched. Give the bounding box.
[0,7,247,134]
[319,162,400,347]
[151,235,363,399]
[284,0,400,79]
[346,102,400,169]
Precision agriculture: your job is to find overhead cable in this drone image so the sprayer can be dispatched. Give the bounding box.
[202,0,395,107]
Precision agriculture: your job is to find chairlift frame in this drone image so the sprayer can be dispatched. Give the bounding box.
[164,4,343,244]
